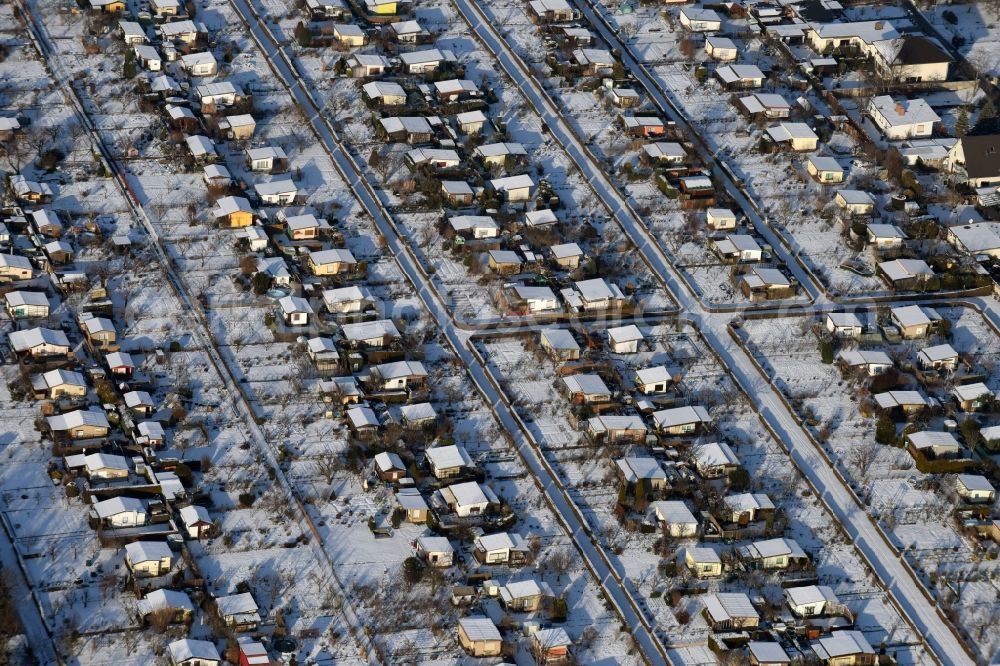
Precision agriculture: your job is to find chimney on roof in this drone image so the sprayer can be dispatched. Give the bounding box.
[895,101,905,116]
[874,21,883,29]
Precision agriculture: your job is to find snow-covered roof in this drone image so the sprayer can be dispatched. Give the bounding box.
[204,164,231,181]
[341,318,399,341]
[635,365,673,386]
[408,147,461,165]
[534,627,571,648]
[4,290,49,309]
[181,51,216,68]
[949,222,1000,254]
[551,242,583,260]
[348,406,380,428]
[786,584,837,608]
[400,49,454,66]
[706,35,736,49]
[957,474,994,493]
[445,481,496,507]
[395,489,428,511]
[441,180,473,195]
[374,451,405,472]
[740,93,790,115]
[813,631,874,659]
[766,122,818,143]
[216,592,258,617]
[426,444,473,471]
[278,295,313,315]
[308,338,335,358]
[416,535,453,553]
[573,48,615,67]
[680,7,721,22]
[837,189,875,206]
[650,500,696,525]
[490,174,534,191]
[106,351,136,368]
[512,285,557,302]
[906,430,960,451]
[179,504,211,526]
[529,0,571,12]
[576,278,619,302]
[475,532,523,552]
[475,142,527,159]
[0,252,33,271]
[703,592,758,622]
[323,285,372,306]
[716,64,764,84]
[310,248,356,266]
[488,249,521,265]
[953,382,992,402]
[748,537,805,560]
[134,44,160,62]
[168,639,220,664]
[616,457,665,482]
[748,641,790,663]
[398,396,431,421]
[34,368,86,391]
[562,373,610,397]
[808,155,842,172]
[81,315,115,336]
[724,492,775,514]
[349,53,389,68]
[124,390,154,408]
[687,545,720,563]
[125,540,172,564]
[501,579,544,600]
[809,20,898,42]
[869,95,940,127]
[9,326,68,352]
[653,405,710,428]
[891,304,938,327]
[363,81,406,99]
[93,496,144,518]
[119,20,146,40]
[137,589,194,617]
[391,19,424,35]
[215,195,254,216]
[458,615,501,642]
[608,324,643,344]
[836,350,892,367]
[827,312,862,328]
[284,214,325,234]
[588,414,646,433]
[255,178,298,196]
[49,410,110,432]
[435,78,478,95]
[693,440,739,468]
[525,209,558,226]
[867,223,906,239]
[246,146,286,161]
[880,258,933,282]
[918,343,957,363]
[873,390,929,409]
[743,267,790,288]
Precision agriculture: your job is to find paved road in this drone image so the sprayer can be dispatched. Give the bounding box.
[450,0,975,663]
[14,0,982,660]
[227,0,672,662]
[0,517,60,665]
[565,0,823,302]
[17,1,377,662]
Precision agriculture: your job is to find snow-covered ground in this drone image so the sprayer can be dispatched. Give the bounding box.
[478,323,930,662]
[743,307,1000,661]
